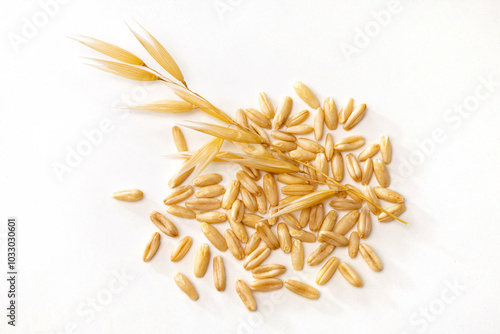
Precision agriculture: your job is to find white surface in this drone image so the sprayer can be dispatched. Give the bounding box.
[1,1,500,333]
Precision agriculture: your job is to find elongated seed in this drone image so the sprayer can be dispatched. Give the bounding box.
[281,184,315,196]
[285,109,310,127]
[357,207,371,239]
[338,98,353,124]
[256,222,279,250]
[113,189,143,201]
[293,81,320,108]
[277,223,292,253]
[242,166,261,180]
[361,158,374,185]
[201,223,228,251]
[196,211,227,224]
[299,208,311,228]
[258,91,274,119]
[380,135,392,164]
[240,188,258,212]
[285,280,320,299]
[289,149,316,162]
[333,210,360,235]
[241,213,266,228]
[325,134,334,161]
[338,263,363,287]
[245,108,272,128]
[344,184,364,202]
[193,173,223,187]
[262,173,278,206]
[345,153,362,182]
[344,103,366,130]
[194,244,210,277]
[286,124,314,134]
[289,229,316,243]
[195,185,225,198]
[273,96,293,129]
[332,151,344,182]
[235,280,256,311]
[373,187,405,203]
[309,203,324,232]
[221,180,240,210]
[329,198,362,210]
[244,233,261,255]
[358,143,380,162]
[270,130,296,142]
[272,140,297,152]
[150,211,178,237]
[320,210,338,232]
[252,264,286,279]
[185,198,221,211]
[235,108,249,129]
[250,278,283,292]
[323,97,338,130]
[378,203,406,222]
[143,232,161,262]
[256,187,267,214]
[314,107,324,140]
[230,199,244,222]
[373,159,390,188]
[166,205,196,219]
[281,213,301,229]
[307,242,335,266]
[277,173,309,185]
[227,212,248,243]
[334,135,365,151]
[171,236,193,262]
[236,170,260,195]
[316,256,339,285]
[174,273,199,300]
[297,138,325,154]
[364,185,381,215]
[243,244,271,270]
[172,126,188,152]
[225,229,245,260]
[348,232,360,258]
[250,123,271,143]
[168,168,193,188]
[291,240,304,270]
[163,185,193,205]
[359,243,383,271]
[318,231,349,247]
[213,256,226,291]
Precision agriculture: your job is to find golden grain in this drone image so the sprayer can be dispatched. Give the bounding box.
[285,109,310,127]
[185,198,221,211]
[320,210,338,232]
[343,103,366,130]
[150,211,178,237]
[258,91,275,119]
[338,98,353,124]
[332,151,344,182]
[273,96,293,129]
[373,187,405,203]
[364,185,381,215]
[163,185,193,205]
[194,244,210,277]
[338,263,363,287]
[325,134,334,161]
[378,203,406,222]
[240,188,258,213]
[174,273,199,300]
[172,125,188,152]
[373,159,390,188]
[334,135,365,151]
[112,189,143,201]
[380,135,392,164]
[196,211,227,224]
[291,240,304,270]
[193,173,222,187]
[244,232,261,255]
[252,264,286,279]
[289,149,316,162]
[285,280,320,299]
[166,204,196,219]
[318,231,349,247]
[345,153,362,182]
[357,207,371,239]
[333,210,360,235]
[235,280,256,311]
[286,124,314,135]
[201,223,228,251]
[315,256,339,285]
[195,184,226,198]
[359,243,383,272]
[329,198,362,210]
[256,222,280,250]
[143,232,161,262]
[221,180,240,209]
[293,81,320,109]
[314,107,325,140]
[358,143,380,162]
[323,97,338,130]
[361,158,374,185]
[170,236,193,262]
[213,256,226,291]
[243,244,271,270]
[224,229,245,260]
[307,242,335,266]
[348,232,360,258]
[250,278,284,292]
[277,223,292,253]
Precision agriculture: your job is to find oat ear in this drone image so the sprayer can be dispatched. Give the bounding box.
[85,58,158,81]
[127,22,185,85]
[70,35,145,65]
[174,88,234,124]
[129,100,195,113]
[181,121,266,144]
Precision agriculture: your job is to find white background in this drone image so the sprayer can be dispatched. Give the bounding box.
[2,1,500,333]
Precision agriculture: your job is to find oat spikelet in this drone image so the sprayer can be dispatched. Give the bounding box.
[267,189,339,218]
[71,35,144,65]
[169,137,224,188]
[182,121,265,144]
[86,58,158,81]
[220,154,301,174]
[174,89,234,124]
[130,100,195,113]
[128,23,185,84]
